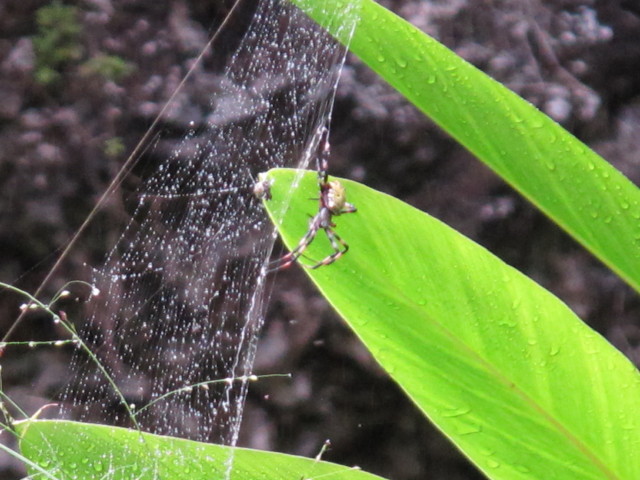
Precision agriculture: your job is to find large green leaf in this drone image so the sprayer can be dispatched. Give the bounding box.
[262,168,640,480]
[16,419,384,480]
[291,0,640,292]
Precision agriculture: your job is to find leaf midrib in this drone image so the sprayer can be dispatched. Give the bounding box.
[321,275,620,480]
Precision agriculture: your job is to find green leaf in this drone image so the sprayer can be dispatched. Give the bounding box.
[262,168,640,480]
[16,419,384,480]
[290,0,640,292]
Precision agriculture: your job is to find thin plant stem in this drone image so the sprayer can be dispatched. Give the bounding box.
[133,373,291,417]
[0,281,142,431]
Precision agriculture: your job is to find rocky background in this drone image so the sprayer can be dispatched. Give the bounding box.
[1,0,639,479]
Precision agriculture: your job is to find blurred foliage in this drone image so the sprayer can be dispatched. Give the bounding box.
[80,54,135,81]
[33,1,83,86]
[103,137,126,159]
[33,2,133,87]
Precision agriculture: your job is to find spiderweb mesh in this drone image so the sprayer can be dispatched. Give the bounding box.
[50,0,359,450]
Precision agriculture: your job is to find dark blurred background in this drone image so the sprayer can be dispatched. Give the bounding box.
[1,0,640,479]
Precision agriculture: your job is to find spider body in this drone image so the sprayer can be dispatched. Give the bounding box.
[314,178,356,237]
[324,180,352,215]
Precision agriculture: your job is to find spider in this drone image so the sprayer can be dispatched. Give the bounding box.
[268,139,357,270]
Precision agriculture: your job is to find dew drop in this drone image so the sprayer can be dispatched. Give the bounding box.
[394,57,408,68]
[454,420,482,436]
[442,405,472,418]
[479,447,494,457]
[549,344,560,356]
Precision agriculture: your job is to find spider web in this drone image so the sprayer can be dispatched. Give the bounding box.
[46,0,359,453]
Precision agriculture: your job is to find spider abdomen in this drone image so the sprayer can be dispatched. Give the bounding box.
[326,180,356,215]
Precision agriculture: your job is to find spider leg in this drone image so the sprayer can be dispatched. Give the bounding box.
[317,126,330,184]
[268,215,322,271]
[305,227,349,270]
[340,202,357,215]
